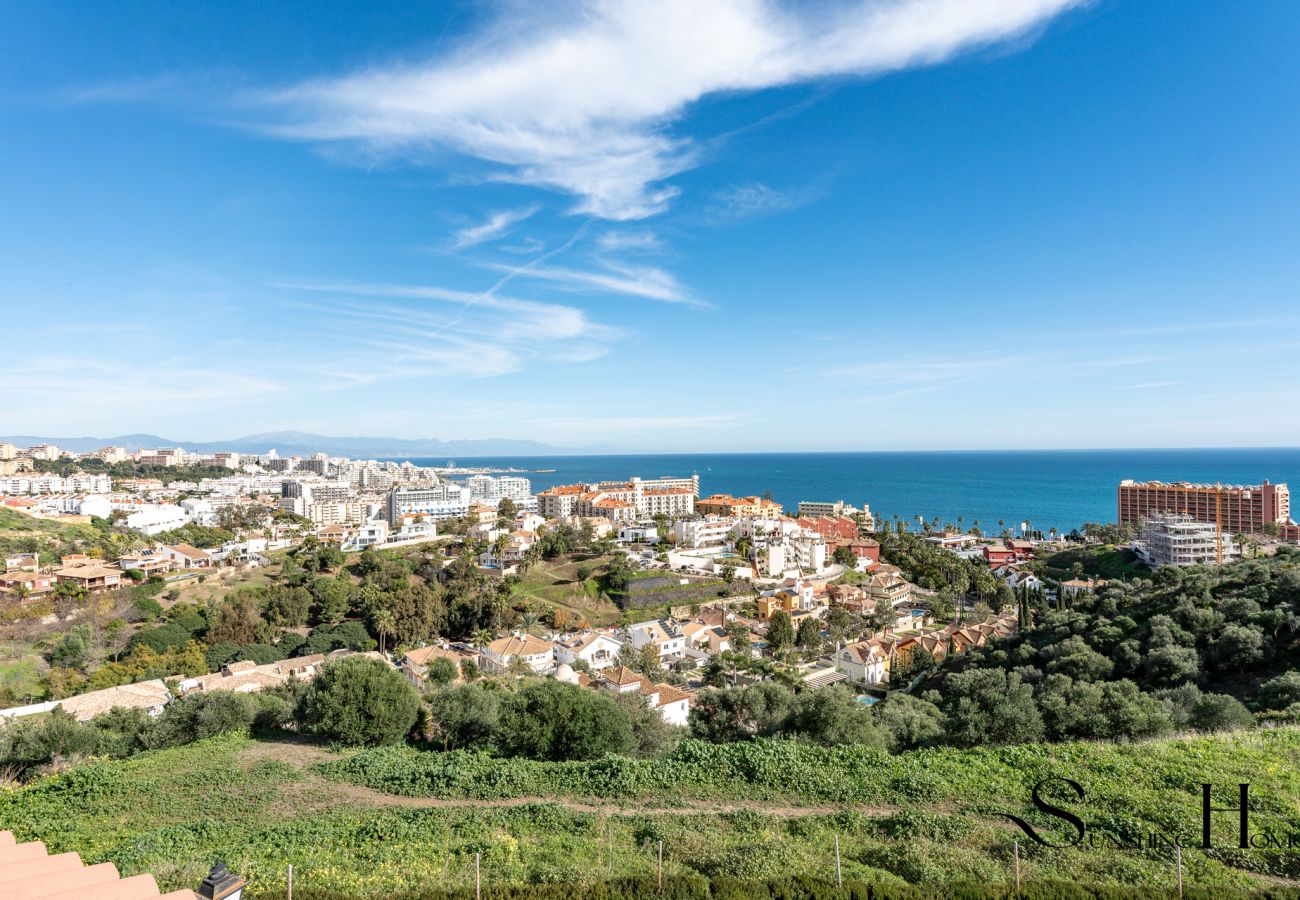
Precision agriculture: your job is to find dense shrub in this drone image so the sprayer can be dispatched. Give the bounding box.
[148,691,258,749]
[297,655,421,746]
[497,679,635,761]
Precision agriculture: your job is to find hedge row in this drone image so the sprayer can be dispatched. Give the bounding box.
[247,875,1297,900]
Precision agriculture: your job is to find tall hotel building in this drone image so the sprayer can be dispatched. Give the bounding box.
[1117,479,1291,534]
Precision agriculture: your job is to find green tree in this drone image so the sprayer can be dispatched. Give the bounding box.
[497,680,634,761]
[795,616,821,651]
[371,608,396,655]
[311,575,352,624]
[1188,693,1254,733]
[626,643,664,680]
[427,683,500,750]
[874,693,946,752]
[263,585,312,628]
[205,593,265,646]
[1260,672,1300,710]
[942,669,1044,747]
[832,546,857,567]
[296,655,421,745]
[427,655,458,686]
[766,610,795,654]
[689,682,793,743]
[782,685,887,747]
[148,692,258,749]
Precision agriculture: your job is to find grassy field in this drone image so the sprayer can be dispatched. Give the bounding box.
[2,730,1299,896]
[1035,546,1148,581]
[509,553,625,626]
[0,643,45,701]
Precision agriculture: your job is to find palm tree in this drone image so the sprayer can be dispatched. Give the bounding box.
[372,608,396,655]
[518,608,540,635]
[508,655,532,678]
[472,627,495,649]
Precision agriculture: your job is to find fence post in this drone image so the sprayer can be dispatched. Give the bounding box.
[476,851,481,900]
[1176,845,1183,898]
[834,834,842,887]
[1014,839,1020,894]
[657,839,664,893]
[287,863,293,900]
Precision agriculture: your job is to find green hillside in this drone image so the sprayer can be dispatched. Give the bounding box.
[1,729,1299,897]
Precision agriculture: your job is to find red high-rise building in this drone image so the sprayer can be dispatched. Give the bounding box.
[1117,479,1292,534]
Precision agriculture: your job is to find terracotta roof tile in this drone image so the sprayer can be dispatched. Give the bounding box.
[0,830,197,900]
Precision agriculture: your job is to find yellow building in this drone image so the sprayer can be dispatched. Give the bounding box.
[696,494,784,518]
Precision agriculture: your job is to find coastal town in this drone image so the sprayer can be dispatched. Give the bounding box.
[1,439,1296,730]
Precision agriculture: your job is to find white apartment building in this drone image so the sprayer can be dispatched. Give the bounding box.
[23,444,65,461]
[0,473,112,494]
[466,475,532,502]
[126,504,189,536]
[758,533,828,578]
[598,474,699,496]
[1133,513,1241,568]
[387,484,470,521]
[797,500,876,530]
[670,516,737,548]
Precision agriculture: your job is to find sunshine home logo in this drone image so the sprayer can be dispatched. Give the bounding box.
[998,777,1300,850]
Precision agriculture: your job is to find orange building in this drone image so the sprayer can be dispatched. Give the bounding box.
[696,494,783,518]
[1117,480,1292,534]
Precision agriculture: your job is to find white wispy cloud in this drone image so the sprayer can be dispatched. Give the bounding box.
[277,278,623,377]
[708,182,811,221]
[484,260,697,305]
[596,229,662,252]
[447,205,539,251]
[258,0,1087,220]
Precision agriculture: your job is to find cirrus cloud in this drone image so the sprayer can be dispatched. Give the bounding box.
[258,0,1088,220]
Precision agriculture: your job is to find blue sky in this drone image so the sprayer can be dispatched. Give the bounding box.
[3,0,1299,452]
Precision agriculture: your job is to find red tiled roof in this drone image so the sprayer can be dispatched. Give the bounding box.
[0,830,197,899]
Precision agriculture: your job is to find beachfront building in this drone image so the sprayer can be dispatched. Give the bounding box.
[1118,479,1292,534]
[537,476,696,520]
[466,474,532,502]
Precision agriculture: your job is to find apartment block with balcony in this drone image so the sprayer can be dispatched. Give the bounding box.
[1133,513,1241,567]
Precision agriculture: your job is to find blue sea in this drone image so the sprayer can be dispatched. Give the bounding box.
[400,448,1300,534]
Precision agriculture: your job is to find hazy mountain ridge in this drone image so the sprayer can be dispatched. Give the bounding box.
[0,431,623,458]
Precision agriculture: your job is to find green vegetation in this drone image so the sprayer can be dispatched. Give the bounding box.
[31,457,244,482]
[880,532,1013,610]
[935,546,1300,746]
[0,506,146,566]
[508,552,625,627]
[2,729,1299,896]
[298,655,421,746]
[1036,546,1148,582]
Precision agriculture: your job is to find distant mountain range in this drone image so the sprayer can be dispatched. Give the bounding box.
[0,431,625,459]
